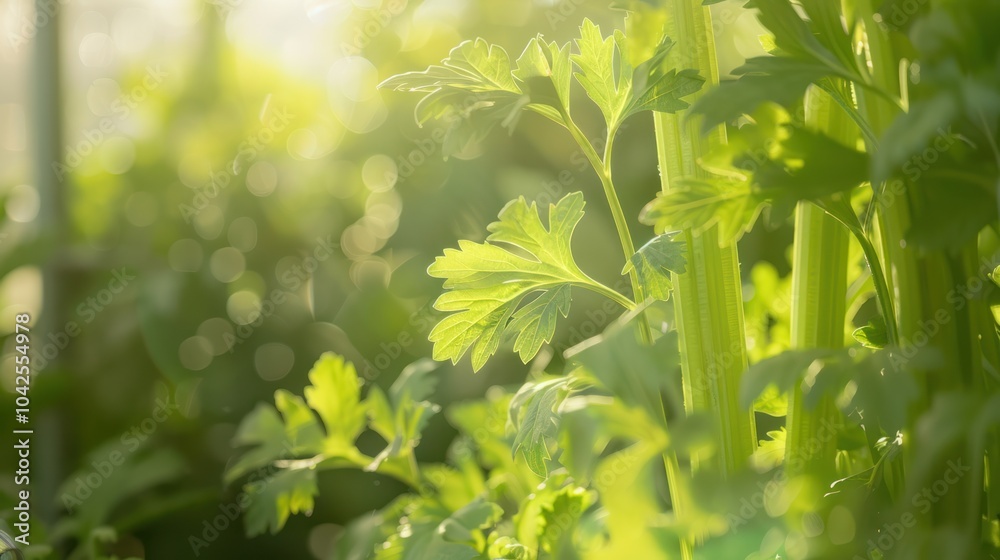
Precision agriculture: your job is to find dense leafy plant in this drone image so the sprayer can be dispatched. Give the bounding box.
[228,1,1000,558]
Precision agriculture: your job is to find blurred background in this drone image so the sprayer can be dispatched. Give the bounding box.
[0,0,778,557]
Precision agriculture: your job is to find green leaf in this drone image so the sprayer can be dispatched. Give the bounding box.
[753,0,858,79]
[623,233,687,301]
[754,126,870,199]
[446,391,514,470]
[380,38,521,97]
[58,446,186,532]
[853,317,888,349]
[274,390,326,454]
[507,285,573,363]
[303,353,367,455]
[366,359,441,471]
[740,349,838,410]
[752,427,788,471]
[226,404,291,483]
[488,536,531,560]
[378,498,501,560]
[572,19,633,129]
[243,468,318,536]
[509,377,573,476]
[625,33,704,118]
[566,312,683,420]
[693,0,877,131]
[905,168,998,250]
[641,124,869,244]
[382,25,699,158]
[514,480,595,556]
[641,177,766,242]
[380,39,526,158]
[427,192,599,371]
[692,57,831,130]
[449,499,504,535]
[582,444,672,559]
[572,20,701,128]
[332,513,387,560]
[227,353,439,536]
[514,36,573,116]
[627,67,704,117]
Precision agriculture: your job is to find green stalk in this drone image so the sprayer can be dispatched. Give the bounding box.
[565,87,689,558]
[654,0,757,475]
[784,86,852,478]
[856,0,986,550]
[563,117,652,343]
[34,0,68,529]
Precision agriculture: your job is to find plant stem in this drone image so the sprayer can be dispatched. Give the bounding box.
[785,86,852,479]
[845,221,899,346]
[647,2,757,557]
[564,115,652,343]
[654,0,757,475]
[856,0,986,548]
[578,279,636,310]
[34,0,68,530]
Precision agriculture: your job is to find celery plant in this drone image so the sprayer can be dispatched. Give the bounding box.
[223,2,1000,558]
[646,0,758,476]
[784,85,852,477]
[855,0,993,549]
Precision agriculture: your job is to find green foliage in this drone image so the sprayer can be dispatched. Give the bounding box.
[567,314,683,420]
[221,1,1000,559]
[226,354,440,536]
[381,19,702,156]
[508,377,575,477]
[692,0,874,131]
[427,192,612,371]
[572,19,703,130]
[378,39,526,157]
[641,112,870,244]
[378,498,502,560]
[623,233,687,301]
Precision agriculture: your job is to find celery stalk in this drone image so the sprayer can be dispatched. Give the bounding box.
[784,87,852,477]
[654,0,757,475]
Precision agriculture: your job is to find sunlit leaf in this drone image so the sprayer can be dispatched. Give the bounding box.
[428,192,597,371]
[623,233,687,301]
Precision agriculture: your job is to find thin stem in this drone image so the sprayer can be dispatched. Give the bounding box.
[844,220,900,347]
[577,279,636,310]
[563,114,652,343]
[662,450,694,560]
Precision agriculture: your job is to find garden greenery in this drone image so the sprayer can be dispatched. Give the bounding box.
[228,1,1000,558]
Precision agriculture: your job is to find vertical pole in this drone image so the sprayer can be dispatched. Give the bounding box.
[32,0,67,527]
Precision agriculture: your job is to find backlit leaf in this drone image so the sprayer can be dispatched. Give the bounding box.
[427,192,595,371]
[623,233,687,301]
